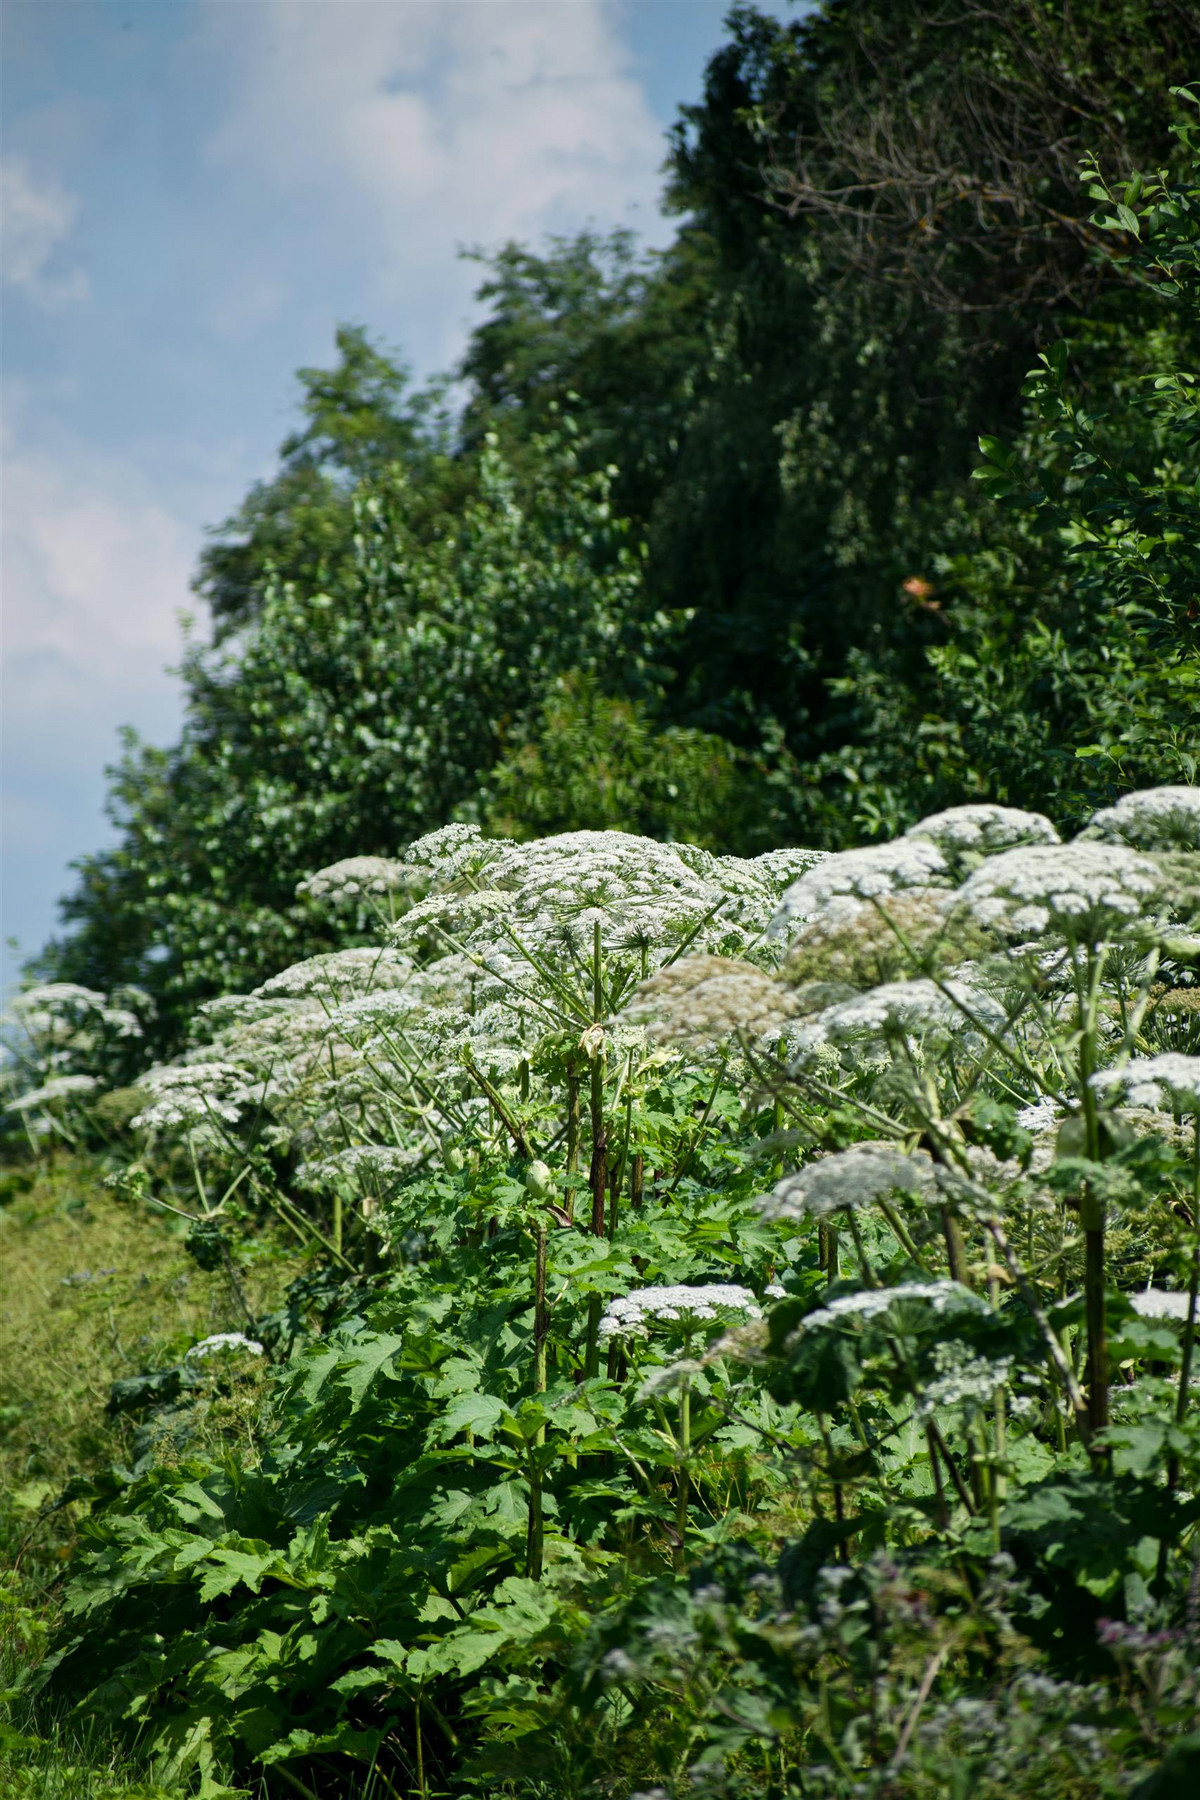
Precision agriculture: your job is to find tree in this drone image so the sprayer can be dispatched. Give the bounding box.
[44,436,658,1037]
[807,107,1200,835]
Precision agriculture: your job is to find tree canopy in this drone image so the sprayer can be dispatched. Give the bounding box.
[37,0,1200,1044]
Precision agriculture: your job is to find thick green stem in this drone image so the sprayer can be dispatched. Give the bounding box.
[533,1224,548,1396]
[820,1219,839,1284]
[674,1381,691,1574]
[1084,1212,1109,1435]
[1079,943,1109,1443]
[1170,1126,1200,1491]
[566,1061,580,1183]
[941,1210,969,1287]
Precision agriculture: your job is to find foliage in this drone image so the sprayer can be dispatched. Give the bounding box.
[42,435,660,1043]
[10,792,1198,1797]
[807,108,1200,839]
[30,6,1200,1032]
[480,673,789,851]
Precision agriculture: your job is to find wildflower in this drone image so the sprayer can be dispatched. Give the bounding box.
[599,1284,762,1342]
[1129,1289,1192,1321]
[758,1142,935,1221]
[296,856,416,903]
[907,803,1060,863]
[950,843,1166,941]
[790,1281,985,1336]
[626,956,798,1051]
[297,1145,426,1187]
[132,1062,255,1131]
[916,1340,1012,1419]
[783,887,962,988]
[1096,1618,1182,1654]
[1090,1053,1200,1112]
[1083,785,1200,853]
[1016,1097,1063,1134]
[255,948,414,1001]
[771,838,951,938]
[394,829,757,989]
[186,1332,265,1360]
[401,822,498,882]
[791,977,1005,1060]
[7,1073,98,1110]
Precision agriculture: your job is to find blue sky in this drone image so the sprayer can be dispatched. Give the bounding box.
[2,0,800,989]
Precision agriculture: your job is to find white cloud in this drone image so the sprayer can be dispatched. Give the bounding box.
[2,439,193,701]
[201,0,669,362]
[1,427,193,961]
[0,153,89,307]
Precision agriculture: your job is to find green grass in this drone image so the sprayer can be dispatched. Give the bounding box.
[0,1154,299,1799]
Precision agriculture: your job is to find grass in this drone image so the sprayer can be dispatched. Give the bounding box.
[0,1152,300,1799]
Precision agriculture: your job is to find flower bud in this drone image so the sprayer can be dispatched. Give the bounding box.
[525,1159,555,1200]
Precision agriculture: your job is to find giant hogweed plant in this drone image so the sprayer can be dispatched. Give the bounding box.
[15,792,1200,1797]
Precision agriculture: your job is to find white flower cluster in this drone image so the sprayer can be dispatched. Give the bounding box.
[626,956,799,1052]
[296,856,417,904]
[297,1144,428,1188]
[758,1142,935,1221]
[598,1283,762,1342]
[4,982,146,1042]
[256,947,415,1002]
[1129,1289,1193,1321]
[950,844,1165,942]
[401,822,498,883]
[771,838,951,939]
[907,804,1059,861]
[791,978,1005,1062]
[7,1073,99,1112]
[916,1339,1012,1419]
[636,1358,706,1400]
[186,1332,265,1360]
[1090,1054,1200,1112]
[792,1281,983,1336]
[1016,1097,1063,1135]
[132,1062,257,1132]
[1083,785,1200,853]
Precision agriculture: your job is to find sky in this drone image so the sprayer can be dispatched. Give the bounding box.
[1,0,800,992]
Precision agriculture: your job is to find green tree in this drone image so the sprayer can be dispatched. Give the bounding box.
[811,111,1200,836]
[44,436,657,1036]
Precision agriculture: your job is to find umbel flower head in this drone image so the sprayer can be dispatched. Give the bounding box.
[771,838,951,938]
[1082,785,1200,853]
[132,1061,256,1132]
[1129,1289,1193,1321]
[906,803,1060,866]
[948,843,1165,942]
[255,947,415,1002]
[626,956,799,1051]
[7,1073,99,1112]
[186,1332,265,1360]
[790,977,1005,1061]
[783,888,967,988]
[296,856,418,904]
[789,1280,985,1338]
[598,1284,762,1342]
[1090,1054,1200,1113]
[758,1142,935,1221]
